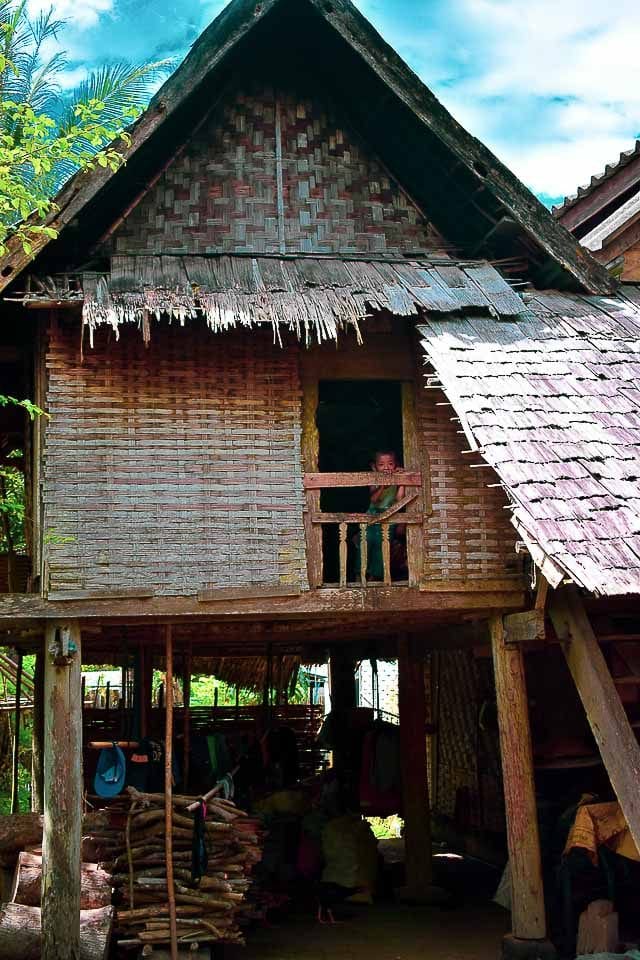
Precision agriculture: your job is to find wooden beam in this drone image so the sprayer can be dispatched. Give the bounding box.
[0,586,525,626]
[304,470,422,489]
[42,620,82,960]
[549,586,640,855]
[490,614,547,941]
[196,584,301,603]
[398,634,433,898]
[503,609,546,645]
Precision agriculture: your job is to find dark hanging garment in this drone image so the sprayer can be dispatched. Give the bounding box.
[191,799,208,884]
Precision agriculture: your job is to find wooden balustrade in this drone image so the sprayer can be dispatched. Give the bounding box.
[303,472,424,588]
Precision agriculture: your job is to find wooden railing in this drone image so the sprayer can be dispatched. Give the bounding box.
[303,471,424,588]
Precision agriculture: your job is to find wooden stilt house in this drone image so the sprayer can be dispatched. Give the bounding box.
[1,0,640,957]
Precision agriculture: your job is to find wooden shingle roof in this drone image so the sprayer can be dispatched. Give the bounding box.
[418,288,640,596]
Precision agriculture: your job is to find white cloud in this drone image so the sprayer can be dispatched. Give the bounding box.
[27,0,113,30]
[354,0,640,200]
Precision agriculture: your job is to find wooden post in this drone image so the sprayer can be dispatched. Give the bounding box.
[11,651,23,813]
[328,652,356,797]
[549,586,640,853]
[182,641,192,790]
[397,634,433,899]
[42,620,83,960]
[490,615,553,956]
[31,648,44,813]
[164,625,178,960]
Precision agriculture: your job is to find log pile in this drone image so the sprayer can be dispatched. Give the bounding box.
[111,788,264,950]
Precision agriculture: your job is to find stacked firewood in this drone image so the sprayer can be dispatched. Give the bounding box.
[111,788,264,950]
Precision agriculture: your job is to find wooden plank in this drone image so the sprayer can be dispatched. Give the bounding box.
[490,614,547,940]
[48,588,156,601]
[549,586,640,855]
[398,634,433,896]
[382,524,392,586]
[311,511,422,524]
[301,376,323,590]
[42,620,83,960]
[402,380,424,586]
[503,609,546,644]
[304,471,422,489]
[197,584,301,603]
[0,586,526,626]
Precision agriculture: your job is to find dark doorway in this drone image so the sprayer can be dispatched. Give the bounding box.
[316,380,405,584]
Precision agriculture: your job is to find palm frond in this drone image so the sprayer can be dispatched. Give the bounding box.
[58,58,172,134]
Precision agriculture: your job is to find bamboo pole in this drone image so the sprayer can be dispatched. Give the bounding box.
[11,651,23,813]
[183,642,192,790]
[164,625,178,960]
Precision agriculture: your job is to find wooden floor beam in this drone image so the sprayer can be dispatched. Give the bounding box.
[549,586,640,854]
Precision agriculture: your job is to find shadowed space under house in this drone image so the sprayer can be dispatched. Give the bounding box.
[223,903,509,960]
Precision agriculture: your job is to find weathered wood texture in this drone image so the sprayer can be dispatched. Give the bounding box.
[44,321,307,597]
[0,903,112,960]
[549,587,640,854]
[415,366,523,588]
[42,621,83,960]
[490,615,546,940]
[0,811,113,868]
[106,84,443,258]
[11,852,112,909]
[398,635,433,894]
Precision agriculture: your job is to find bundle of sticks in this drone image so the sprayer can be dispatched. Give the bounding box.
[110,787,264,950]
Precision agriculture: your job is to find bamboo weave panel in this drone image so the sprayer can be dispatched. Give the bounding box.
[108,83,444,257]
[43,319,308,596]
[415,359,523,586]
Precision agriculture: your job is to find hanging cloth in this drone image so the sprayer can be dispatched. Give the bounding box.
[191,799,208,883]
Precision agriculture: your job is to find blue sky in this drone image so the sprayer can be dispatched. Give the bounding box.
[32,0,640,207]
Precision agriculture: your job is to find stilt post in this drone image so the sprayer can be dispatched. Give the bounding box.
[164,625,178,960]
[42,620,82,960]
[31,648,44,812]
[11,650,23,813]
[490,614,555,959]
[397,634,434,898]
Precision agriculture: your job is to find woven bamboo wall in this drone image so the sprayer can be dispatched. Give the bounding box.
[43,318,307,597]
[434,650,504,834]
[416,371,523,587]
[108,84,444,257]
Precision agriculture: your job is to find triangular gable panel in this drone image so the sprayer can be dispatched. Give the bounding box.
[0,0,616,296]
[106,83,446,259]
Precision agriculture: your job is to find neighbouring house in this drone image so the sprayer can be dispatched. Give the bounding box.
[1,1,640,958]
[554,141,640,280]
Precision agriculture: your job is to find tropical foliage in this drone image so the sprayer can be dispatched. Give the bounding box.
[0,0,169,255]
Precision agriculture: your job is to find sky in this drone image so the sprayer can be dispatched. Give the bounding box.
[27,0,640,208]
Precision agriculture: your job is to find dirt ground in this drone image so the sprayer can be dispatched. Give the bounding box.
[224,902,509,960]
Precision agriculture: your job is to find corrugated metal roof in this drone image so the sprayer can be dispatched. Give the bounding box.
[81,254,527,343]
[418,288,640,597]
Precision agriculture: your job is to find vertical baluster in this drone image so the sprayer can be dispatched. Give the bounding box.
[359,523,368,587]
[339,522,348,588]
[382,522,391,585]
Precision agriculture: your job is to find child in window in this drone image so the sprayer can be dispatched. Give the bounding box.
[356,450,406,581]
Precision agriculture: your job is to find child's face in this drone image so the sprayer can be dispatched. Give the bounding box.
[375,453,397,472]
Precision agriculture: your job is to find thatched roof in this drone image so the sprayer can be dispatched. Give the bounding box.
[72,254,526,344]
[0,0,615,296]
[419,286,640,596]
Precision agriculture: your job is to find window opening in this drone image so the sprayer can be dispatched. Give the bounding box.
[316,380,406,585]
